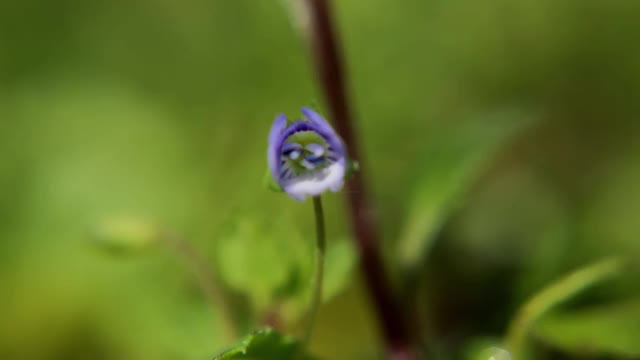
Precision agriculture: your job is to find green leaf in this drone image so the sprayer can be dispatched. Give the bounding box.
[214,209,357,324]
[472,347,512,360]
[504,257,625,357]
[89,216,159,255]
[277,236,357,324]
[345,159,360,179]
[322,237,357,302]
[263,169,283,192]
[397,109,535,269]
[214,328,312,360]
[464,338,513,360]
[215,218,298,310]
[534,299,640,357]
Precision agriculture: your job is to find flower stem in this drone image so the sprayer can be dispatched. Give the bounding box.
[302,195,326,350]
[303,0,416,357]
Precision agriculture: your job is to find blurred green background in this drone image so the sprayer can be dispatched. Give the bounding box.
[1,0,640,359]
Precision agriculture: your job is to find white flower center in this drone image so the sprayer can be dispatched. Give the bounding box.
[282,162,345,201]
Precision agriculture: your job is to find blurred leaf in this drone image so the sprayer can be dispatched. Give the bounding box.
[215,218,298,310]
[213,328,312,360]
[447,168,571,298]
[346,159,360,179]
[215,209,356,325]
[89,216,159,255]
[263,169,283,192]
[534,299,640,357]
[464,338,510,360]
[474,347,512,360]
[504,257,624,357]
[398,109,535,269]
[322,237,357,302]
[278,236,357,325]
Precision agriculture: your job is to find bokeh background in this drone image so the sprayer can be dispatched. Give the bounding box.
[1,0,639,359]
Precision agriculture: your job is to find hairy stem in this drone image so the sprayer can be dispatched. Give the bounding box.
[304,0,416,357]
[302,196,327,349]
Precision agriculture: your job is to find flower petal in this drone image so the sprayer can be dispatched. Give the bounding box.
[283,162,346,201]
[299,108,347,159]
[269,109,348,201]
[301,107,334,135]
[269,114,287,146]
[329,177,344,192]
[268,114,288,184]
[306,143,325,157]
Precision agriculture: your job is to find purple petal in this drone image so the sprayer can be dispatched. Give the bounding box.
[269,114,287,146]
[306,143,324,156]
[300,107,346,158]
[330,177,344,192]
[269,109,348,201]
[300,159,316,170]
[301,107,333,134]
[282,142,302,152]
[268,114,287,184]
[305,154,325,164]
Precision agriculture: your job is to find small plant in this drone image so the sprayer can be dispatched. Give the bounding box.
[90,2,638,360]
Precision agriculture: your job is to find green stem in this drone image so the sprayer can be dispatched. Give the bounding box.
[302,196,326,350]
[504,257,623,357]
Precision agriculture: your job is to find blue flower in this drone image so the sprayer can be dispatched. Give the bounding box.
[268,107,347,201]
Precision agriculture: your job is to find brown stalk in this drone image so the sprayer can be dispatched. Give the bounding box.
[303,1,417,358]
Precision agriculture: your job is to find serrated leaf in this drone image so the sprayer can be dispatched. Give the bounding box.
[398,109,535,270]
[214,328,312,360]
[534,299,640,357]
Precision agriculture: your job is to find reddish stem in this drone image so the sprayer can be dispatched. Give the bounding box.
[304,0,416,357]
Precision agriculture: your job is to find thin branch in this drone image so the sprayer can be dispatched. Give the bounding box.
[303,0,417,357]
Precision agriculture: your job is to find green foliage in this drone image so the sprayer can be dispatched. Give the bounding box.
[504,258,624,357]
[213,328,310,360]
[214,216,356,321]
[473,347,512,360]
[2,0,640,359]
[322,238,356,302]
[534,299,640,357]
[89,216,159,255]
[263,170,283,192]
[215,218,300,310]
[397,109,534,269]
[345,159,360,179]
